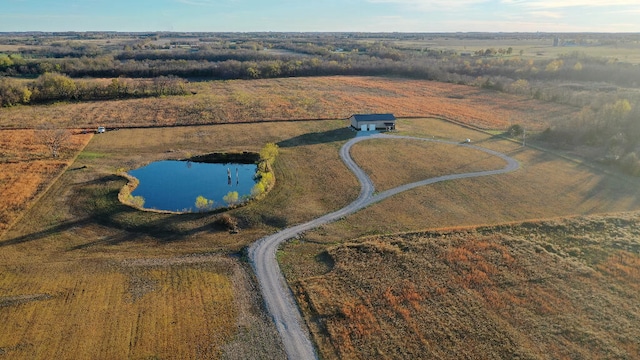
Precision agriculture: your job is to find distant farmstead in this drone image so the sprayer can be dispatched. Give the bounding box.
[349,114,396,131]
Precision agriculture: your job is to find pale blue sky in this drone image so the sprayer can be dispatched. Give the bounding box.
[1,0,639,32]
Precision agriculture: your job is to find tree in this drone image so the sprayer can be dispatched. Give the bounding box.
[0,78,31,107]
[35,123,70,158]
[0,54,13,70]
[545,59,563,72]
[223,191,239,206]
[195,195,214,211]
[507,124,524,137]
[259,142,279,171]
[251,182,266,197]
[32,72,77,101]
[507,79,529,95]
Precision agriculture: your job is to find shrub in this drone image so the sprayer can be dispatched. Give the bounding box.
[620,152,640,176]
[507,124,524,137]
[194,195,214,211]
[127,194,145,208]
[251,182,266,197]
[216,213,239,231]
[223,191,239,206]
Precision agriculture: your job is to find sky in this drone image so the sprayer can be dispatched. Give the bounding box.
[1,0,639,33]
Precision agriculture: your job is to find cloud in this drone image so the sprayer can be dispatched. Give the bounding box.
[366,0,490,11]
[502,0,640,9]
[529,11,563,19]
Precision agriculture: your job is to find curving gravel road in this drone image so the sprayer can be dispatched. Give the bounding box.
[248,133,520,360]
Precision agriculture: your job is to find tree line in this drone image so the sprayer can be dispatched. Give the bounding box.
[0,73,187,106]
[3,33,640,174]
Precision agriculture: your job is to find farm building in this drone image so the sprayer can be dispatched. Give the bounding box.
[349,114,396,131]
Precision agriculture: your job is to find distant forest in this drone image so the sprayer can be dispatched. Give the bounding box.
[2,32,640,174]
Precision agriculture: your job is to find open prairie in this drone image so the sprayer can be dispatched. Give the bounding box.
[291,118,640,246]
[286,213,640,359]
[0,76,573,130]
[3,116,640,358]
[0,120,357,359]
[393,36,640,63]
[1,76,639,358]
[0,255,286,359]
[0,130,92,235]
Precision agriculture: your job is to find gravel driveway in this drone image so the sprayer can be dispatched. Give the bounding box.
[248,133,520,359]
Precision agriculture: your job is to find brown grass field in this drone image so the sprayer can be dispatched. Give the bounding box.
[3,116,640,358]
[0,130,92,235]
[296,118,640,245]
[0,255,286,359]
[0,76,574,131]
[0,120,357,359]
[350,138,507,192]
[2,75,640,359]
[286,213,640,359]
[393,37,640,64]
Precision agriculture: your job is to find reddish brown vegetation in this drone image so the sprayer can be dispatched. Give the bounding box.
[294,214,640,359]
[0,130,91,235]
[0,77,574,130]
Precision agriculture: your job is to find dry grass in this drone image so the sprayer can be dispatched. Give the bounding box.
[350,138,507,191]
[4,118,639,358]
[0,76,636,359]
[0,120,356,359]
[286,213,640,359]
[0,255,285,359]
[302,118,640,243]
[0,130,92,236]
[0,76,574,130]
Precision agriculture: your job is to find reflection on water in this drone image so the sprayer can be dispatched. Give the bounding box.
[128,160,258,212]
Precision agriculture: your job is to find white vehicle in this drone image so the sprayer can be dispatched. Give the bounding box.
[97,126,106,133]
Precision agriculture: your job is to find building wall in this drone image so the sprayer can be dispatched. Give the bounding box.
[351,119,394,130]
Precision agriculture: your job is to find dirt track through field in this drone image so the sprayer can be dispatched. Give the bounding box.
[248,133,520,360]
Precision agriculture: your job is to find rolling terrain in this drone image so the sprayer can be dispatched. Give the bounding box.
[287,214,640,359]
[1,73,639,359]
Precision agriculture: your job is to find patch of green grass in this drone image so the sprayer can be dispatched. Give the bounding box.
[77,151,107,159]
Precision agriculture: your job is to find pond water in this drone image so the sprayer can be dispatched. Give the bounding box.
[128,160,258,212]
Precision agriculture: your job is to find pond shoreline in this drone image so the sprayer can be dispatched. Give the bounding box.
[186,151,260,164]
[119,154,262,213]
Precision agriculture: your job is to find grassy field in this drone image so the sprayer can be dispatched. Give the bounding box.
[0,120,358,359]
[278,117,640,358]
[350,138,507,192]
[285,213,640,359]
[1,258,234,359]
[0,76,574,131]
[393,37,640,64]
[2,74,639,358]
[0,130,92,236]
[290,118,640,245]
[3,116,640,358]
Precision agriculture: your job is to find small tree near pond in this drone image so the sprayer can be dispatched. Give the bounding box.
[195,195,215,211]
[259,142,279,172]
[223,191,239,206]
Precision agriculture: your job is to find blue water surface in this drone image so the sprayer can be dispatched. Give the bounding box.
[128,160,258,212]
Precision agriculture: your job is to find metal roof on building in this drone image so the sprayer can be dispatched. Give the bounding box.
[350,114,396,122]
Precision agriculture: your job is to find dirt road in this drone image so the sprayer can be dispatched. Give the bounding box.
[248,133,520,359]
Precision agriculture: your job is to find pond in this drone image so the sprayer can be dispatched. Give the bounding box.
[128,160,258,212]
